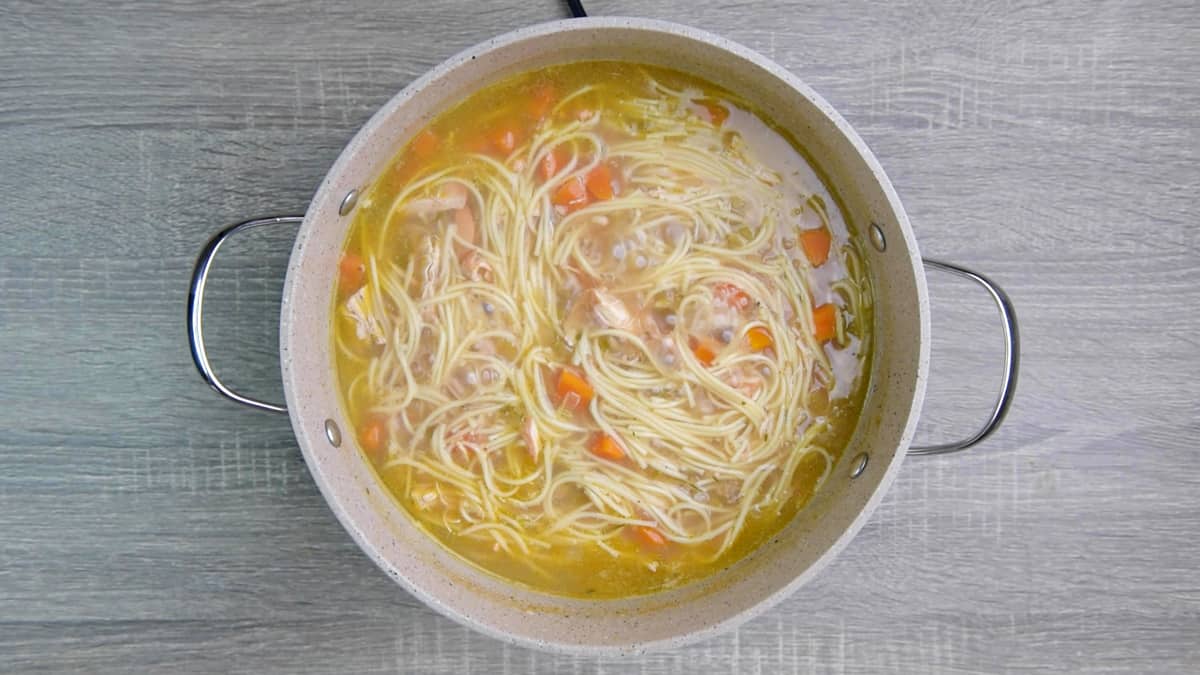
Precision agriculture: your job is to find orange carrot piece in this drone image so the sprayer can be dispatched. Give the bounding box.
[591,433,625,461]
[689,335,719,366]
[552,175,590,211]
[585,163,615,200]
[800,228,832,267]
[358,416,386,461]
[411,129,440,160]
[694,98,729,126]
[339,253,366,292]
[632,525,667,548]
[539,148,563,182]
[555,366,594,408]
[747,326,774,351]
[812,303,838,342]
[714,282,752,311]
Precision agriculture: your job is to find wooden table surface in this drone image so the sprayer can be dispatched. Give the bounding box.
[2,0,1197,672]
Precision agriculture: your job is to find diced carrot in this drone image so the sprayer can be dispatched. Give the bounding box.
[714,282,752,311]
[632,525,667,549]
[585,163,615,200]
[552,175,591,212]
[812,303,838,343]
[591,433,625,461]
[528,83,556,120]
[358,416,387,462]
[694,98,729,126]
[747,326,774,351]
[539,148,563,182]
[339,253,366,292]
[689,335,719,366]
[555,366,594,408]
[800,228,832,267]
[411,129,440,160]
[490,125,520,155]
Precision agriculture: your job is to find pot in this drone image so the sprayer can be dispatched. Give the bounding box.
[186,18,1018,655]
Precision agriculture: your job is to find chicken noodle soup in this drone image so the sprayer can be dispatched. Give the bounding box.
[333,61,872,598]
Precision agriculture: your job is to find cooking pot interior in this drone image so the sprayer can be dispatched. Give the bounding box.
[279,18,928,653]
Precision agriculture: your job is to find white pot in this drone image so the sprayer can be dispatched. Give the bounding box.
[187,17,1018,656]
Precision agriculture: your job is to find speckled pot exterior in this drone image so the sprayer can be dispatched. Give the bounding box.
[278,18,929,656]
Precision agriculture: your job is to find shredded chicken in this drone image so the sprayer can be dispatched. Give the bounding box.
[459,251,493,283]
[711,479,742,505]
[453,206,476,248]
[522,417,541,462]
[590,288,634,330]
[406,182,467,215]
[346,287,385,345]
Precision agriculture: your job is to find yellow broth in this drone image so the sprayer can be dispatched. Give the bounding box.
[332,61,873,598]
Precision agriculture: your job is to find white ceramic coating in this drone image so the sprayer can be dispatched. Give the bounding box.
[279,18,929,656]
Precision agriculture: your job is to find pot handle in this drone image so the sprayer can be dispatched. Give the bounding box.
[186,215,305,414]
[909,258,1020,456]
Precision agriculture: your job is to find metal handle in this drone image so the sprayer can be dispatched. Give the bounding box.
[909,258,1020,456]
[187,215,304,414]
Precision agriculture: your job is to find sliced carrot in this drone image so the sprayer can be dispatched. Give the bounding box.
[694,98,729,126]
[632,525,667,549]
[539,148,563,182]
[689,335,719,366]
[490,125,521,155]
[812,303,838,342]
[714,282,752,311]
[800,228,832,267]
[339,253,366,292]
[591,433,625,461]
[411,129,440,160]
[552,175,591,212]
[528,83,556,120]
[358,416,387,462]
[747,326,774,351]
[585,163,615,200]
[555,366,594,408]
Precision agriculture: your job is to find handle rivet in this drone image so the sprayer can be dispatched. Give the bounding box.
[869,222,886,252]
[849,452,868,478]
[339,189,359,216]
[324,419,342,447]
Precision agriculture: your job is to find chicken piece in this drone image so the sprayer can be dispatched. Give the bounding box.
[459,250,493,283]
[345,287,385,345]
[405,182,468,216]
[417,236,441,294]
[522,417,541,462]
[453,206,476,250]
[590,288,634,330]
[711,479,742,505]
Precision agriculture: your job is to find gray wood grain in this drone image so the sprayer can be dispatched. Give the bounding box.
[2,0,1197,672]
